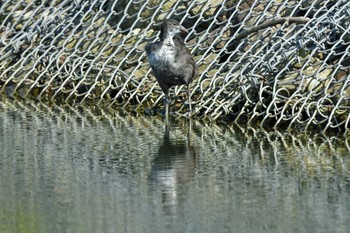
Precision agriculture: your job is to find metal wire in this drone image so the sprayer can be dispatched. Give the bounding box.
[0,0,349,132]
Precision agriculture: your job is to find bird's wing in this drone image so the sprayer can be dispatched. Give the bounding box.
[174,42,198,81]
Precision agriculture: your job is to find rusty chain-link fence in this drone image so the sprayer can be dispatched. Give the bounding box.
[0,0,349,132]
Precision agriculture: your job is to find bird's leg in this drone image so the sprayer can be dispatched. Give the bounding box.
[187,85,192,116]
[165,92,170,122]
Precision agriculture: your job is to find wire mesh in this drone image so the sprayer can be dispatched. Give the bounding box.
[0,0,349,132]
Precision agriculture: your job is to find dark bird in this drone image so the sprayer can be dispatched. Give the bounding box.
[146,19,197,120]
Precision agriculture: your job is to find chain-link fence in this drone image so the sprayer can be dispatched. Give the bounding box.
[0,0,349,132]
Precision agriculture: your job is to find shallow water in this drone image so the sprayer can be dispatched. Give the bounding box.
[0,102,350,233]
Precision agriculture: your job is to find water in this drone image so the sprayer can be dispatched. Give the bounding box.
[0,101,350,233]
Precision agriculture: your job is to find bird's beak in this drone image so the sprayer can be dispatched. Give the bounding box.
[180,25,189,34]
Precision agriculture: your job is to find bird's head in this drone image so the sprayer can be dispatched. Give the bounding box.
[160,19,189,39]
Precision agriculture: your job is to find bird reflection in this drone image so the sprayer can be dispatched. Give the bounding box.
[150,120,197,216]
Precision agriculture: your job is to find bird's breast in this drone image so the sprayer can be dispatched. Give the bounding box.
[151,47,175,63]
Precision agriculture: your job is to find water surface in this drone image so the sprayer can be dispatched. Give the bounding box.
[0,102,349,233]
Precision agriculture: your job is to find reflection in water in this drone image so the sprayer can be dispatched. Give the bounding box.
[0,100,350,233]
[150,121,197,216]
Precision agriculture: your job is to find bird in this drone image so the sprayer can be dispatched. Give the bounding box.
[145,19,197,120]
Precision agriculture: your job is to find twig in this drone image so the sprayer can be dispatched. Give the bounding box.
[235,17,310,41]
